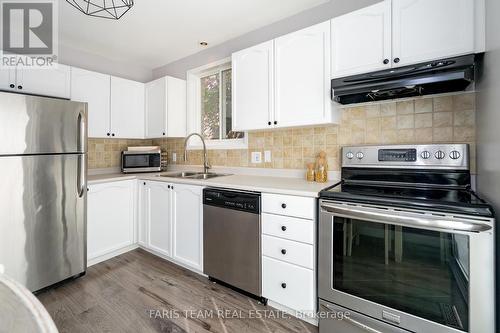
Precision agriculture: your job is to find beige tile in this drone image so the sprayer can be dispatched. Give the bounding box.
[415,128,433,143]
[397,115,414,129]
[303,147,315,158]
[452,93,475,111]
[338,127,352,145]
[381,130,397,144]
[380,117,396,130]
[380,102,396,116]
[366,118,380,132]
[366,130,381,144]
[351,129,365,144]
[313,127,326,134]
[396,101,414,114]
[365,104,381,118]
[433,112,453,127]
[453,126,476,142]
[433,96,453,112]
[454,109,475,127]
[433,127,453,142]
[326,133,338,145]
[313,134,326,146]
[351,119,366,131]
[398,129,415,143]
[414,98,433,113]
[415,113,433,128]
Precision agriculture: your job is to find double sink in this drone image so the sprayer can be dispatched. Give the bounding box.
[159,171,229,180]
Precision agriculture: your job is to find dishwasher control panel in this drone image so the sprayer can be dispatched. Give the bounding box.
[203,188,260,214]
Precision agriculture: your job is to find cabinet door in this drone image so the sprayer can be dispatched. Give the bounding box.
[110,76,145,138]
[275,21,331,128]
[87,180,135,261]
[392,0,474,66]
[71,67,111,138]
[331,1,392,78]
[17,64,71,98]
[0,67,16,92]
[171,184,203,271]
[166,77,187,137]
[141,181,171,256]
[145,78,166,138]
[232,40,274,131]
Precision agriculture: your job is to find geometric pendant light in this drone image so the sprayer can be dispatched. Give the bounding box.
[66,0,134,20]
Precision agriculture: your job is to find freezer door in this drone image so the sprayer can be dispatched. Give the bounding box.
[0,154,86,292]
[0,92,87,155]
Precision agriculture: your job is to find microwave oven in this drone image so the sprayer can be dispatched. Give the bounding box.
[121,148,162,173]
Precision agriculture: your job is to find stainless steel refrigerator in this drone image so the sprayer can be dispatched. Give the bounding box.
[0,91,87,292]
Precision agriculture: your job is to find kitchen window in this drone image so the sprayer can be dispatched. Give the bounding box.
[187,59,247,149]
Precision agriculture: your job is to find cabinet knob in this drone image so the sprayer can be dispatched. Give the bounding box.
[281,226,287,231]
[9,84,14,88]
[87,187,89,192]
[268,121,272,126]
[281,249,287,255]
[274,121,277,125]
[143,182,146,185]
[281,203,287,209]
[107,133,110,136]
[17,85,22,90]
[171,186,174,190]
[383,59,389,64]
[168,185,171,189]
[111,133,115,137]
[281,283,287,289]
[163,132,166,136]
[394,57,400,63]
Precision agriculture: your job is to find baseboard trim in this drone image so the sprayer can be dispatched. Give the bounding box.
[267,300,318,327]
[87,244,139,267]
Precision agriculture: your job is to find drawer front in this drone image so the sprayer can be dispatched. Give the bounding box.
[262,213,314,244]
[262,235,314,269]
[263,257,315,312]
[262,193,315,219]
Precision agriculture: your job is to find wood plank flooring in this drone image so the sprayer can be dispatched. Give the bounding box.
[37,249,318,333]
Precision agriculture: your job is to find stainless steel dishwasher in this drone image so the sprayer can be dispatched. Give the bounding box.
[203,188,263,300]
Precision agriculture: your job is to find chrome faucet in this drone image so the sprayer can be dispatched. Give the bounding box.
[183,133,211,174]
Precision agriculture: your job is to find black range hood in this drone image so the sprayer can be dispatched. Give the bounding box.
[331,54,479,105]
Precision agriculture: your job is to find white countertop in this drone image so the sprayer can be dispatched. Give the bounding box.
[88,171,338,197]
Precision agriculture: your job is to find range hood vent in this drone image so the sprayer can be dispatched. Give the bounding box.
[331,55,479,105]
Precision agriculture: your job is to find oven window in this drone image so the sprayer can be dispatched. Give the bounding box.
[333,217,469,331]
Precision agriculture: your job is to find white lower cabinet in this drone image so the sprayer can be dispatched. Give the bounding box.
[139,181,203,272]
[87,180,136,265]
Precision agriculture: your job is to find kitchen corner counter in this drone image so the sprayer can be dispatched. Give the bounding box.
[88,172,338,197]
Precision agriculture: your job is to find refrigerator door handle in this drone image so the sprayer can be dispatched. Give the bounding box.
[77,110,87,153]
[77,154,86,198]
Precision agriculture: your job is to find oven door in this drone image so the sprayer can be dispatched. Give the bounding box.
[121,152,161,173]
[318,200,494,333]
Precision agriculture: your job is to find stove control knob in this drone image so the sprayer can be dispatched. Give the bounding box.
[435,150,446,160]
[449,150,461,160]
[420,151,431,159]
[346,152,354,159]
[356,152,364,160]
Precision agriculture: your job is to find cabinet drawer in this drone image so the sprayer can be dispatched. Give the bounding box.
[262,193,315,219]
[262,213,314,244]
[262,235,314,269]
[262,257,315,312]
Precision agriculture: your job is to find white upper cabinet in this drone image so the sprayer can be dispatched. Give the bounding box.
[392,0,475,67]
[166,76,187,138]
[145,78,167,138]
[15,64,71,99]
[232,40,274,131]
[71,67,111,138]
[331,1,392,78]
[274,21,332,128]
[110,76,145,139]
[171,184,203,272]
[141,181,172,257]
[145,76,186,138]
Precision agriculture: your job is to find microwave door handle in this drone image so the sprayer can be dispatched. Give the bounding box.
[320,203,492,233]
[319,304,384,333]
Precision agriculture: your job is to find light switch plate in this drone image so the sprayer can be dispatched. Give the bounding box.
[251,151,262,164]
[172,152,177,162]
[264,150,272,162]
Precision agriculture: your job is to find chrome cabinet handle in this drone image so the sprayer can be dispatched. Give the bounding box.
[320,202,492,233]
[319,304,384,333]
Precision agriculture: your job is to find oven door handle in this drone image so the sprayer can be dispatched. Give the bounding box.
[320,203,492,233]
[320,304,384,333]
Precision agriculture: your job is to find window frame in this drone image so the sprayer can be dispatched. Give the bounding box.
[186,58,248,150]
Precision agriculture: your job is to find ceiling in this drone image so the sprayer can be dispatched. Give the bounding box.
[59,0,329,70]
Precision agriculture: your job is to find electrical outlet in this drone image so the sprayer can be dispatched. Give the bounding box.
[172,152,177,162]
[251,152,262,164]
[264,150,272,163]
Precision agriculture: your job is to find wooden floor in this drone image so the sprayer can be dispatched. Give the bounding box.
[37,249,318,333]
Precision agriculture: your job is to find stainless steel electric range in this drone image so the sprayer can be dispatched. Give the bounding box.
[318,144,495,333]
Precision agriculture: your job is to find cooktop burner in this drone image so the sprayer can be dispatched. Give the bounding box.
[320,182,493,217]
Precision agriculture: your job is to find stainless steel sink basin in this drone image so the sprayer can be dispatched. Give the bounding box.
[160,171,229,180]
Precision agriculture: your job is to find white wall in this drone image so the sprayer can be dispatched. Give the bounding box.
[476,0,500,324]
[152,0,380,79]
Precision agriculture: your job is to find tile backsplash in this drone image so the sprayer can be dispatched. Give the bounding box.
[88,92,477,173]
